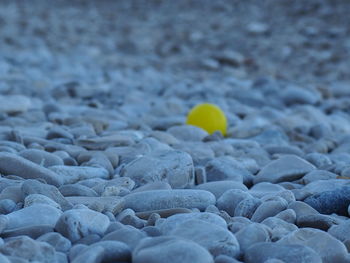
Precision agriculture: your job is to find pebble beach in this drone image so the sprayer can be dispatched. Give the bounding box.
[0,0,350,262]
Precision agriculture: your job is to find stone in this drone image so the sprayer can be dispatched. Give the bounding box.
[92,177,135,194]
[297,214,340,231]
[73,241,131,262]
[244,242,322,263]
[196,181,248,199]
[71,245,104,263]
[287,201,319,220]
[59,184,98,197]
[303,179,350,195]
[281,86,320,105]
[167,125,209,141]
[37,232,71,253]
[249,182,286,198]
[0,95,31,114]
[301,170,338,184]
[21,179,72,211]
[304,186,350,215]
[136,208,192,220]
[0,199,16,214]
[235,223,270,254]
[217,189,252,216]
[19,149,64,168]
[131,181,171,193]
[305,153,332,169]
[251,200,287,223]
[124,189,215,212]
[120,150,195,189]
[261,217,298,241]
[0,236,56,263]
[172,141,215,165]
[76,134,134,150]
[0,153,63,186]
[133,236,214,263]
[0,254,10,263]
[254,155,315,184]
[214,255,242,263]
[278,228,349,263]
[0,185,23,203]
[329,220,350,242]
[3,204,62,230]
[1,225,54,239]
[24,194,61,210]
[49,165,109,184]
[205,156,252,184]
[234,197,262,219]
[168,219,240,258]
[102,224,147,249]
[275,209,297,224]
[55,208,110,242]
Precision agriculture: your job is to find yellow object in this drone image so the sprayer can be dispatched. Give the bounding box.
[186,103,227,136]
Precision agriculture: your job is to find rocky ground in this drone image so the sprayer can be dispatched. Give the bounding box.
[0,0,350,262]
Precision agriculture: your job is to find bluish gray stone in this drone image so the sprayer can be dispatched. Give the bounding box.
[196,181,248,199]
[19,149,64,168]
[217,189,252,216]
[235,223,270,254]
[37,232,72,253]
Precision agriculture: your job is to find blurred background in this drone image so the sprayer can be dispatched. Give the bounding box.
[0,0,349,98]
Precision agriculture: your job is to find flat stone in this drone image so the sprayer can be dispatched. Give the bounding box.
[278,228,349,263]
[275,209,297,224]
[261,217,298,241]
[249,182,286,198]
[131,182,171,193]
[136,208,192,220]
[217,189,252,216]
[328,220,350,242]
[120,150,195,189]
[244,242,322,263]
[21,179,72,211]
[302,179,350,195]
[1,225,54,239]
[76,134,134,150]
[297,214,340,231]
[195,181,248,199]
[0,236,56,263]
[24,194,61,210]
[124,189,215,212]
[234,197,262,219]
[0,153,63,187]
[37,232,71,253]
[157,212,227,234]
[66,196,125,215]
[133,236,214,263]
[0,95,31,114]
[287,201,319,221]
[19,149,64,168]
[55,208,110,242]
[304,186,350,215]
[49,165,109,184]
[102,224,147,249]
[168,219,240,258]
[92,177,135,194]
[254,155,315,184]
[3,204,62,230]
[70,245,104,263]
[167,125,208,141]
[301,170,338,184]
[59,184,98,197]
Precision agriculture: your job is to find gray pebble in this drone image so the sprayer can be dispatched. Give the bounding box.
[274,209,297,224]
[59,184,98,197]
[234,197,262,219]
[235,223,270,254]
[19,149,64,168]
[217,189,252,216]
[0,199,16,214]
[167,125,208,141]
[297,214,341,231]
[102,224,147,249]
[24,194,61,210]
[196,181,248,199]
[37,232,71,253]
[251,200,287,223]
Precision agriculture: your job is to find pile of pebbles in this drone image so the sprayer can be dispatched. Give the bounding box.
[1,0,350,263]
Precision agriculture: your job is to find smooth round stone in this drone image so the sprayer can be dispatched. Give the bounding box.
[3,204,62,230]
[136,208,192,220]
[253,155,315,184]
[120,150,195,189]
[329,220,350,242]
[217,189,252,216]
[195,181,248,199]
[172,141,215,165]
[37,232,72,253]
[304,186,350,215]
[305,153,332,169]
[72,241,131,263]
[205,156,251,183]
[0,95,31,114]
[0,185,23,203]
[21,179,72,211]
[287,201,319,220]
[244,242,322,263]
[59,184,98,197]
[249,182,286,198]
[302,179,350,195]
[55,208,110,242]
[133,236,214,263]
[19,149,64,168]
[278,228,349,263]
[77,151,114,175]
[0,199,16,214]
[214,255,242,263]
[1,225,54,239]
[234,197,262,219]
[157,212,227,234]
[261,217,298,241]
[235,223,270,254]
[93,177,136,194]
[301,170,338,184]
[24,194,61,210]
[124,190,215,212]
[66,196,124,215]
[76,134,135,150]
[251,200,287,223]
[0,254,10,263]
[264,145,303,156]
[49,165,109,184]
[102,224,147,249]
[275,209,297,224]
[0,236,56,263]
[167,125,209,141]
[296,214,340,231]
[0,152,63,187]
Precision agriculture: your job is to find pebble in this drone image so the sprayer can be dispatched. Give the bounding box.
[59,184,98,197]
[195,181,248,199]
[301,170,338,184]
[1,225,54,239]
[37,232,72,253]
[251,200,287,223]
[24,194,61,210]
[0,95,31,114]
[136,208,192,220]
[102,224,147,249]
[19,149,64,167]
[76,134,134,150]
[49,165,109,184]
[274,209,297,224]
[55,208,110,242]
[254,155,315,184]
[133,236,214,263]
[304,186,350,215]
[217,189,252,216]
[261,217,298,241]
[0,199,16,214]
[278,228,349,263]
[235,223,270,254]
[234,197,262,219]
[0,152,63,187]
[124,189,215,212]
[167,125,209,141]
[168,219,240,258]
[249,182,286,198]
[66,196,125,215]
[296,214,340,231]
[244,242,322,263]
[120,150,195,189]
[3,204,62,230]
